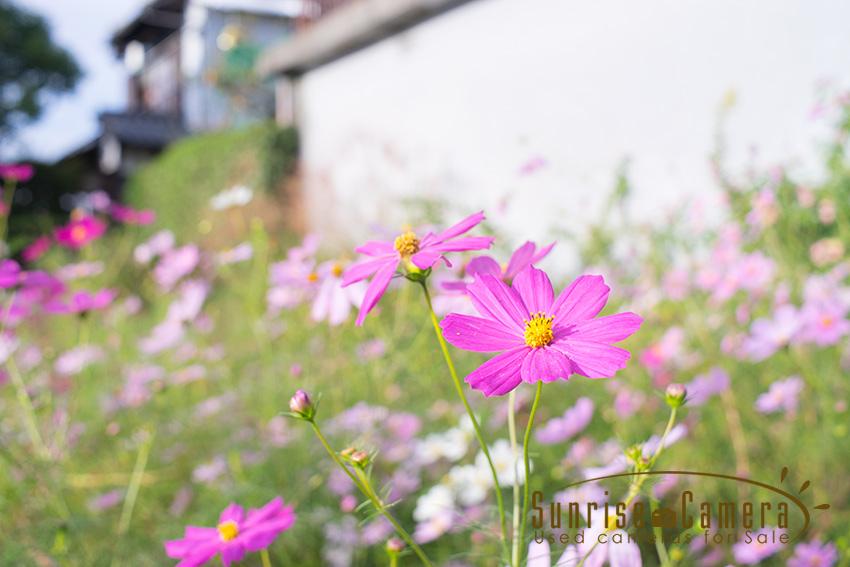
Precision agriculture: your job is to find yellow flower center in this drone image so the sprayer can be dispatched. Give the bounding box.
[524,312,554,348]
[70,225,88,243]
[217,520,239,542]
[331,263,344,278]
[307,272,319,283]
[394,231,420,259]
[821,315,834,328]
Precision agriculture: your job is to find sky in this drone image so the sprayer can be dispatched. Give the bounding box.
[7,0,150,162]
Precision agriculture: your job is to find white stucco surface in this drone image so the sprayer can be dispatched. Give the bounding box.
[294,0,850,265]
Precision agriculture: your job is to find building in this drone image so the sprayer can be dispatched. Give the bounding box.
[258,0,850,266]
[59,0,297,197]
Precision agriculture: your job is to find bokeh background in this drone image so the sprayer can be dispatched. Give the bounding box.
[1,0,850,565]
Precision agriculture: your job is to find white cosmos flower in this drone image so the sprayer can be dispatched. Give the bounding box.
[479,439,529,487]
[446,463,491,507]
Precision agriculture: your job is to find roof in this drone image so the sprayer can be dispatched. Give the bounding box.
[111,0,186,54]
[99,112,186,149]
[257,0,475,76]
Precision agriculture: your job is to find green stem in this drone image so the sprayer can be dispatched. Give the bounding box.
[7,358,50,459]
[508,391,521,567]
[577,407,679,567]
[419,281,510,562]
[117,427,156,535]
[650,499,672,566]
[517,381,543,566]
[308,420,433,567]
[260,548,273,567]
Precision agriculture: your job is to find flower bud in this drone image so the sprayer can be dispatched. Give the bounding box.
[289,389,314,419]
[665,383,687,408]
[340,447,370,467]
[386,537,405,554]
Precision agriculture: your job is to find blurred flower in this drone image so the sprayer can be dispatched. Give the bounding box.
[109,203,155,225]
[796,186,815,207]
[0,163,33,182]
[164,497,295,566]
[22,236,51,263]
[139,320,185,355]
[0,259,21,288]
[192,455,228,484]
[746,188,779,229]
[818,199,836,224]
[788,539,838,567]
[210,185,253,210]
[54,215,106,249]
[484,439,527,486]
[216,242,253,265]
[798,301,850,346]
[442,267,641,396]
[87,489,124,512]
[54,345,104,375]
[356,338,386,361]
[518,156,548,176]
[685,367,730,406]
[413,485,455,543]
[526,539,578,567]
[45,289,116,315]
[744,305,800,361]
[343,211,494,325]
[55,261,104,281]
[755,376,804,416]
[311,260,365,326]
[154,244,200,291]
[135,230,175,264]
[169,486,194,517]
[536,397,594,445]
[732,528,784,564]
[810,237,844,267]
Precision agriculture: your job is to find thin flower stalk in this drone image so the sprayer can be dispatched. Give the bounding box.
[517,381,542,567]
[420,281,510,561]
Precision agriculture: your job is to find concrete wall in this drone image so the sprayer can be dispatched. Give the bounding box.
[294,0,850,265]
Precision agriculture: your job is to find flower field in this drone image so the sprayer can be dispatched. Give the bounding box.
[2,97,850,567]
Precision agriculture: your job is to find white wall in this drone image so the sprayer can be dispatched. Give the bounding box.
[295,0,850,265]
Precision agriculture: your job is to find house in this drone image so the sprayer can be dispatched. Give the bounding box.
[257,0,850,265]
[58,0,298,198]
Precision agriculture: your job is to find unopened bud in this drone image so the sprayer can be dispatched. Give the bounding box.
[665,383,687,408]
[340,447,370,467]
[289,389,314,419]
[386,537,405,554]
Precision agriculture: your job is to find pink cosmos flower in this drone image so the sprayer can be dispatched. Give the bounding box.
[54,215,107,249]
[732,528,785,564]
[154,245,200,291]
[535,397,594,444]
[311,261,366,326]
[465,240,555,284]
[0,259,21,288]
[798,301,850,346]
[110,203,155,225]
[343,211,494,325]
[0,163,34,182]
[22,236,51,263]
[45,289,117,315]
[788,539,839,567]
[440,266,641,396]
[164,497,295,567]
[755,376,804,415]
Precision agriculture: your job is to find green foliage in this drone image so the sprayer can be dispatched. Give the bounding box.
[123,123,297,238]
[0,0,80,138]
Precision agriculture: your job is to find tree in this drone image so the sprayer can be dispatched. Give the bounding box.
[0,1,81,140]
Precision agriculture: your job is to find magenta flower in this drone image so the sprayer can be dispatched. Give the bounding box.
[732,528,784,564]
[0,163,34,182]
[465,241,555,284]
[788,539,838,567]
[164,497,295,567]
[110,203,156,225]
[0,259,21,288]
[55,215,107,249]
[45,289,117,315]
[343,212,494,325]
[440,266,641,396]
[22,236,51,263]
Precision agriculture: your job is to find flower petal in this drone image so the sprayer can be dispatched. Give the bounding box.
[219,503,245,524]
[440,313,523,352]
[550,275,610,324]
[466,347,527,396]
[568,312,642,343]
[527,539,552,567]
[355,260,397,326]
[512,266,555,314]
[355,240,396,256]
[411,237,495,269]
[343,256,396,287]
[466,255,502,278]
[433,211,486,242]
[520,347,572,384]
[553,339,631,378]
[466,273,529,331]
